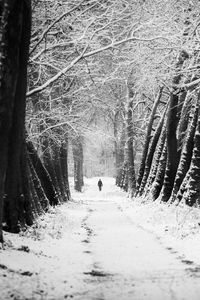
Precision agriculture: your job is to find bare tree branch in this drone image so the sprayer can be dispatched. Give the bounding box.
[27,35,168,97]
[30,0,85,55]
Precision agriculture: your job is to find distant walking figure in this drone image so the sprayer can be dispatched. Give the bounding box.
[98,179,103,191]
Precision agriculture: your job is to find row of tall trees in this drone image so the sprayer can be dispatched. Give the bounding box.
[134,53,200,206]
[0,0,72,241]
[1,0,200,242]
[117,1,200,207]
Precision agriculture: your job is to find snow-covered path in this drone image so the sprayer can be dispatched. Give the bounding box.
[1,177,200,299]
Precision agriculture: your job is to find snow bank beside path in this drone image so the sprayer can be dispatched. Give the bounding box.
[0,199,92,299]
[119,197,200,265]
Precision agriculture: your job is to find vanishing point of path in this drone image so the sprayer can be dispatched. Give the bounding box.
[1,177,200,300]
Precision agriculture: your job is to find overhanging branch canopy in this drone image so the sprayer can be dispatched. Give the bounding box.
[27,35,168,97]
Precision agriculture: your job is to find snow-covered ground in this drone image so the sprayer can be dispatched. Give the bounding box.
[1,177,200,299]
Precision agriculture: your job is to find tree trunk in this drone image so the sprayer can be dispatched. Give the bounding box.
[60,141,71,201]
[42,139,62,199]
[0,0,31,236]
[181,103,200,206]
[120,161,128,192]
[150,142,167,201]
[27,157,43,216]
[27,140,59,206]
[169,96,198,203]
[28,157,47,213]
[72,137,84,192]
[54,144,66,200]
[20,138,34,226]
[136,87,163,193]
[139,109,166,196]
[144,124,166,196]
[177,91,192,150]
[115,119,126,186]
[126,98,136,197]
[160,96,179,202]
[161,51,189,202]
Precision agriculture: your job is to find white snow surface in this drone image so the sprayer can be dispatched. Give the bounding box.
[1,177,200,299]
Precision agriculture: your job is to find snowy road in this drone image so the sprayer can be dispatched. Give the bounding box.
[1,177,200,299]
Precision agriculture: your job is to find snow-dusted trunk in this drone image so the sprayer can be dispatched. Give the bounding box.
[115,126,126,187]
[60,141,71,200]
[20,140,34,226]
[53,144,67,201]
[28,156,48,214]
[72,137,84,192]
[169,96,198,203]
[160,95,179,202]
[177,91,191,148]
[144,122,166,196]
[120,161,128,192]
[161,51,189,203]
[126,96,136,196]
[41,138,70,202]
[139,109,166,196]
[180,103,200,206]
[117,152,128,192]
[136,87,163,194]
[42,139,62,199]
[27,140,59,206]
[27,157,43,216]
[150,142,167,201]
[114,109,126,186]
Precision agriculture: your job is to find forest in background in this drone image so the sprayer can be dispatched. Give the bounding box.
[0,0,200,241]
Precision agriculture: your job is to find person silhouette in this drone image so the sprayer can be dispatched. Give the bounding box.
[98,179,103,191]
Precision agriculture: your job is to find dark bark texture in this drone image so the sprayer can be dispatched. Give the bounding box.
[150,142,167,201]
[126,99,136,196]
[136,87,163,193]
[169,96,198,203]
[161,51,189,202]
[27,140,59,206]
[139,109,166,196]
[72,137,84,192]
[181,104,200,206]
[115,124,126,187]
[144,123,166,196]
[0,1,71,239]
[0,0,32,236]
